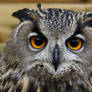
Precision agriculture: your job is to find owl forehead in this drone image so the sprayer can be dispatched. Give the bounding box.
[38,8,78,31]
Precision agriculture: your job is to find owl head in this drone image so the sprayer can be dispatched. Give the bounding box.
[1,4,92,88]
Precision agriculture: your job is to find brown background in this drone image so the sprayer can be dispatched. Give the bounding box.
[0,0,91,3]
[0,0,92,52]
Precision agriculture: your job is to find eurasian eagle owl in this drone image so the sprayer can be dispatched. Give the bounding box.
[0,4,92,92]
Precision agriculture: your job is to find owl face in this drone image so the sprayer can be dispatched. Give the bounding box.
[2,4,92,85]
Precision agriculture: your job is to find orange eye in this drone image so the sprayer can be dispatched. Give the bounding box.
[66,37,83,50]
[30,36,47,49]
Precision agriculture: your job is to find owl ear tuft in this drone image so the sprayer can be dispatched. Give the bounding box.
[83,12,92,27]
[86,12,92,18]
[12,8,37,22]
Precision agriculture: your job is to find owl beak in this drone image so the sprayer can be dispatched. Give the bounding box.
[53,44,60,71]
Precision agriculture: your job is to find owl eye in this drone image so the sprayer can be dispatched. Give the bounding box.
[29,35,47,49]
[66,37,83,50]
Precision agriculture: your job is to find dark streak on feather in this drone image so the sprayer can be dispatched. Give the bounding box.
[83,20,92,27]
[87,13,92,18]
[28,80,37,92]
[42,85,48,92]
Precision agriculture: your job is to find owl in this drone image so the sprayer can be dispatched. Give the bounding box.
[0,3,92,92]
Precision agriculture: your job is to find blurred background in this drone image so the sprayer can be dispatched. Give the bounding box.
[0,0,92,53]
[0,0,92,3]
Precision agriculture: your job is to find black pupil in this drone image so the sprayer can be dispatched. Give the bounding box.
[34,36,44,46]
[70,38,79,47]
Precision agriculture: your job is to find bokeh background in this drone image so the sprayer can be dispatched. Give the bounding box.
[0,0,92,3]
[0,0,92,53]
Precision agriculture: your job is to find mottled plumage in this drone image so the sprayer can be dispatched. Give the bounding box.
[0,4,92,92]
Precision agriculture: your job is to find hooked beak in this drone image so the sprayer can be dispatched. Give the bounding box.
[53,44,60,71]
